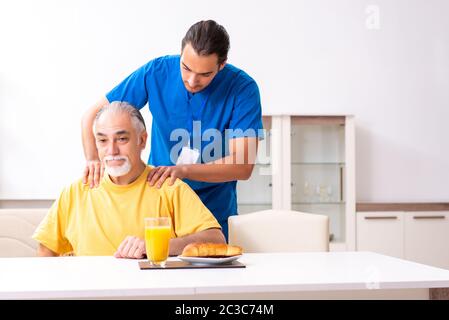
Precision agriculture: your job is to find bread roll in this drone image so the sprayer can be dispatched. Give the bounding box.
[181,243,243,257]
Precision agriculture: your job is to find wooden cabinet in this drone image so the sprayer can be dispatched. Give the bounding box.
[404,211,449,270]
[356,212,404,259]
[290,116,355,250]
[356,206,449,270]
[237,115,356,251]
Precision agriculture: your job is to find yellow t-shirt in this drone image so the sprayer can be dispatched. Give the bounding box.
[32,166,221,256]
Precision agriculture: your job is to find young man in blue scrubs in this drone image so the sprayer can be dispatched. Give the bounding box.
[81,20,263,240]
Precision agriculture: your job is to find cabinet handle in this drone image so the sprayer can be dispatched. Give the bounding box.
[268,183,272,187]
[364,216,397,220]
[413,215,445,220]
[339,167,344,201]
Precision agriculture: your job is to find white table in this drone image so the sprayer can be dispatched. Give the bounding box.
[1,252,449,299]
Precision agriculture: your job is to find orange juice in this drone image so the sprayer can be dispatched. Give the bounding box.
[145,225,171,264]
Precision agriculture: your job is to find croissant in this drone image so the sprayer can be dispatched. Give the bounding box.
[181,242,243,257]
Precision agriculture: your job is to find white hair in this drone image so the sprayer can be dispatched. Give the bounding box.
[94,101,146,134]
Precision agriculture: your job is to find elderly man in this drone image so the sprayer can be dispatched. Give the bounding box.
[33,102,225,258]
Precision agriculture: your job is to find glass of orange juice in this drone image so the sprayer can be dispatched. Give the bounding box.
[144,217,171,267]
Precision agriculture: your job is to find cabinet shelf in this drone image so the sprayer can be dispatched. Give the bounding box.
[293,202,346,205]
[292,162,345,166]
[238,202,272,206]
[256,162,346,166]
[239,202,347,205]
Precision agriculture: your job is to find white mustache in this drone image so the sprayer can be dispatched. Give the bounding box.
[104,156,128,161]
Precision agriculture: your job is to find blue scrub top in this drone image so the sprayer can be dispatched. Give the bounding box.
[106,55,263,239]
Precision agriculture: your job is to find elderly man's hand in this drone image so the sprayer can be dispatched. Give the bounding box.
[114,236,146,259]
[147,165,188,188]
[82,160,105,188]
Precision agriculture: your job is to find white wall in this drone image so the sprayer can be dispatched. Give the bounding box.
[0,0,448,202]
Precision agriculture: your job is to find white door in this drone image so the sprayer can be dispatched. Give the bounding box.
[404,211,449,270]
[356,212,404,259]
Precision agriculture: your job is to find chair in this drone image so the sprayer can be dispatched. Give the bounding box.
[0,209,48,257]
[228,209,329,252]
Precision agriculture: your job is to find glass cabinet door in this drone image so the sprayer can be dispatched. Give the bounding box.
[290,116,346,243]
[237,116,272,214]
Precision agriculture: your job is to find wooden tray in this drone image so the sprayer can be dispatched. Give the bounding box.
[138,260,246,270]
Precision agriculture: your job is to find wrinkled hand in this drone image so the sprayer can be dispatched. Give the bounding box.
[147,165,187,188]
[114,236,146,259]
[82,160,105,188]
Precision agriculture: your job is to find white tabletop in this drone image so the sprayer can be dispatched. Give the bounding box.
[1,251,449,299]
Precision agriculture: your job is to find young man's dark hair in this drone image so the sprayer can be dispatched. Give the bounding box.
[181,20,230,65]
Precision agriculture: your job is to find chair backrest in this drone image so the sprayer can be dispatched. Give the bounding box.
[0,209,48,257]
[228,209,329,252]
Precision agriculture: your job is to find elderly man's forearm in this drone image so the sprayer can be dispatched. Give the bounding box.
[37,244,58,257]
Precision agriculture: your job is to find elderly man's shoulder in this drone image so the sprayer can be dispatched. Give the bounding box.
[157,178,192,194]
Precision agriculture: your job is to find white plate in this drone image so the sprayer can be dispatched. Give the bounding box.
[177,255,242,265]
